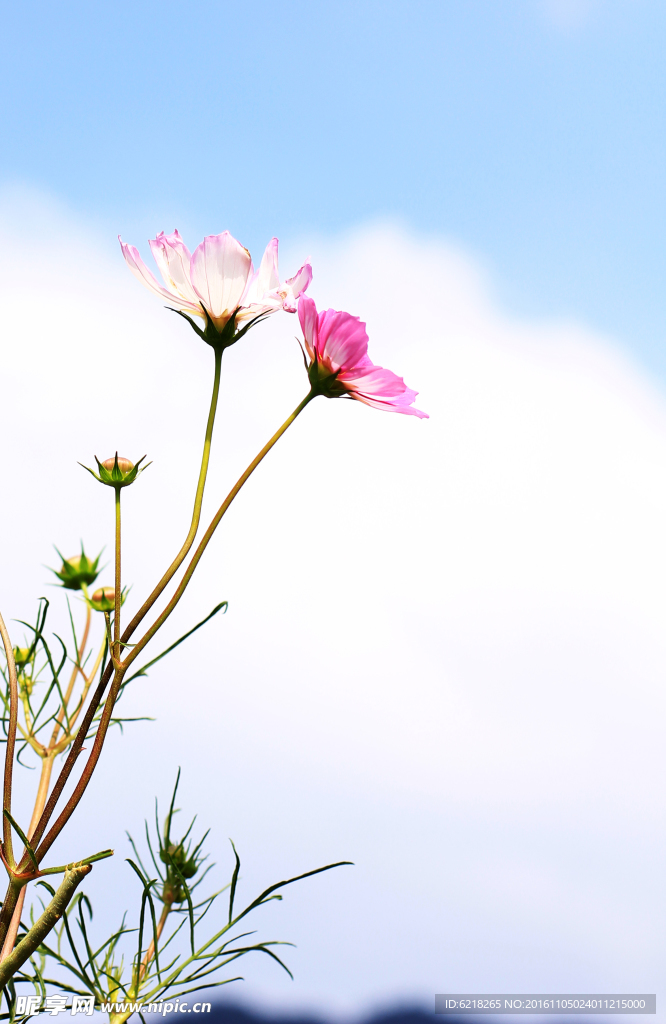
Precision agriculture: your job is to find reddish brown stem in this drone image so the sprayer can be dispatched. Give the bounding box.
[139,901,171,983]
[0,612,18,868]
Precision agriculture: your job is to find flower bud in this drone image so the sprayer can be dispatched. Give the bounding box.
[160,843,199,880]
[13,648,31,668]
[80,452,150,489]
[19,671,34,697]
[101,456,135,474]
[51,546,102,591]
[89,586,129,613]
[89,587,116,612]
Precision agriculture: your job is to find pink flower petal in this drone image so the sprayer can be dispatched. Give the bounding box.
[317,308,369,370]
[341,364,409,396]
[242,238,281,306]
[119,237,180,305]
[120,234,203,317]
[281,260,313,312]
[298,295,320,361]
[344,365,429,417]
[350,390,429,418]
[149,230,200,308]
[190,232,252,326]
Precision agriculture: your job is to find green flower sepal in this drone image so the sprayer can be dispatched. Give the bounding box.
[80,453,150,489]
[170,305,270,353]
[87,586,129,613]
[50,545,103,591]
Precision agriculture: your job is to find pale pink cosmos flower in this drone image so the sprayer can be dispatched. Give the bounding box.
[298,296,428,418]
[119,230,311,334]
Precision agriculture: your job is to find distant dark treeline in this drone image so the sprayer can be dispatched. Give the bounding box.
[203,1004,435,1024]
[192,1002,587,1024]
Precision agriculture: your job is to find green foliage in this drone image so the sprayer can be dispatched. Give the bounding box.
[0,598,144,763]
[2,778,351,1021]
[0,598,228,763]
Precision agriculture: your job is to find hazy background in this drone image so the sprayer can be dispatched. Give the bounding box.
[0,0,664,1020]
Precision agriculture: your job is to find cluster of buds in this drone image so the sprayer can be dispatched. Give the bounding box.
[13,647,34,697]
[159,840,202,906]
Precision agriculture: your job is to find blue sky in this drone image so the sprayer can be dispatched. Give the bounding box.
[1,0,664,368]
[1,2,666,1014]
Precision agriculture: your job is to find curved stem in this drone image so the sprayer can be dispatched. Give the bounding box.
[11,350,224,861]
[139,901,170,983]
[124,391,315,670]
[55,639,104,747]
[24,659,114,858]
[0,882,22,952]
[0,754,54,962]
[0,612,18,869]
[34,666,124,862]
[49,603,91,748]
[15,373,306,875]
[123,346,223,641]
[114,488,122,662]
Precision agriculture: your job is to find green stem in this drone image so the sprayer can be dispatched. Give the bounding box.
[123,346,223,642]
[0,881,22,956]
[33,668,124,863]
[114,488,121,661]
[25,348,224,859]
[124,390,316,670]
[0,612,17,869]
[17,359,294,874]
[0,865,91,986]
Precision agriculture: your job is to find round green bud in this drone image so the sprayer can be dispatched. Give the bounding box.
[13,648,31,667]
[160,843,198,879]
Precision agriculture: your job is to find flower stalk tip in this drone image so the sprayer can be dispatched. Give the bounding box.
[50,544,102,591]
[80,453,150,489]
[88,587,128,613]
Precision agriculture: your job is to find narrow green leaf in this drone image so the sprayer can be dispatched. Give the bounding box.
[40,849,114,875]
[3,809,38,872]
[228,841,241,925]
[125,602,228,683]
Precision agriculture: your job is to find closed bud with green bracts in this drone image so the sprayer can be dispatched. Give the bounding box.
[160,841,200,904]
[88,586,129,613]
[13,647,31,667]
[101,455,134,474]
[160,842,199,880]
[50,545,102,591]
[89,587,116,612]
[79,452,151,489]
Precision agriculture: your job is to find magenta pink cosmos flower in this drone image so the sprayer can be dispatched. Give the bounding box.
[119,229,311,347]
[298,297,428,418]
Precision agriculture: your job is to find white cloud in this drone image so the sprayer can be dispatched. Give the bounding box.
[539,0,599,33]
[0,189,664,1016]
